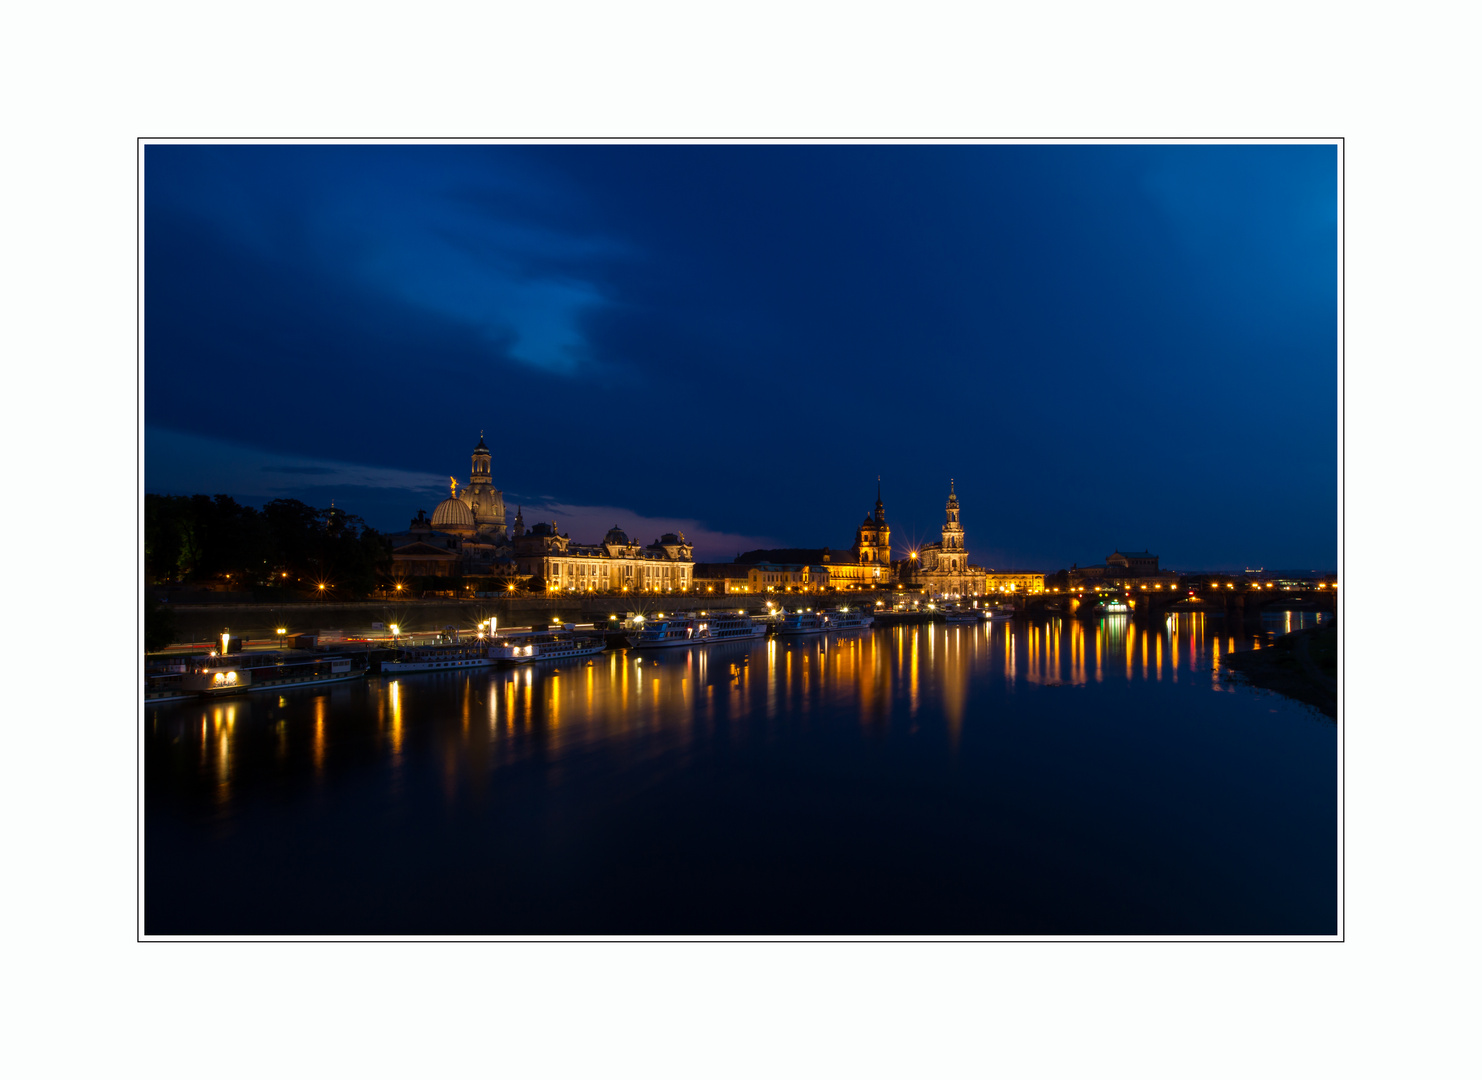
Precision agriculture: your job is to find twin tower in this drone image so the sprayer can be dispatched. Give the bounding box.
[851,479,967,571]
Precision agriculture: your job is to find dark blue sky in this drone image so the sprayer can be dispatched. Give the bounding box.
[145,143,1337,569]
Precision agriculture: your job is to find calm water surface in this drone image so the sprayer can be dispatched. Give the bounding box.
[145,613,1336,935]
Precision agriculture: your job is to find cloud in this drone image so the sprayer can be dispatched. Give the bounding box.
[467,498,779,564]
[147,146,627,378]
[147,427,777,561]
[148,427,448,502]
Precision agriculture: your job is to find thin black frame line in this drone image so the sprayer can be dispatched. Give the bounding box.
[136,134,1345,942]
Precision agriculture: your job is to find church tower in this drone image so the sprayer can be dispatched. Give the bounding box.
[458,433,508,538]
[853,478,891,565]
[940,479,966,565]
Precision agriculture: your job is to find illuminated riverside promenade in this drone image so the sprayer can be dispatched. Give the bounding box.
[145,611,1335,936]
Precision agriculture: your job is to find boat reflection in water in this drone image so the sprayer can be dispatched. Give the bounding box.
[145,612,1336,937]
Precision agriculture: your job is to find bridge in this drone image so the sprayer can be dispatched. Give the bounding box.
[1020,584,1336,620]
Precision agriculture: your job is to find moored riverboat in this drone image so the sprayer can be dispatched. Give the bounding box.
[631,615,709,648]
[490,629,608,664]
[381,641,494,674]
[777,610,827,635]
[148,650,368,702]
[701,612,768,643]
[825,607,876,631]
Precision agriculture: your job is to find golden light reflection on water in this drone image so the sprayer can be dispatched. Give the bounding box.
[215,704,235,803]
[313,696,327,773]
[389,681,403,758]
[909,629,919,715]
[163,617,1281,811]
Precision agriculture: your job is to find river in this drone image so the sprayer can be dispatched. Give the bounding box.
[144,611,1337,936]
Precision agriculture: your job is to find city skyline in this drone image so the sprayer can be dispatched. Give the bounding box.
[144,142,1338,570]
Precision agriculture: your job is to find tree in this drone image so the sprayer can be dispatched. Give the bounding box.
[145,594,177,653]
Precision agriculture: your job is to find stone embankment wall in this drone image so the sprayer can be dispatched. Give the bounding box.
[161,592,904,645]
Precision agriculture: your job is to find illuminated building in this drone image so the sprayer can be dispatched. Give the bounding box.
[980,570,1046,593]
[703,481,892,592]
[744,562,828,593]
[427,434,508,538]
[897,480,990,595]
[387,501,516,581]
[387,435,516,580]
[1106,549,1159,574]
[828,480,894,589]
[1068,549,1174,590]
[513,523,694,592]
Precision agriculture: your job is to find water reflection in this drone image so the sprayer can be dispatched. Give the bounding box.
[147,613,1319,811]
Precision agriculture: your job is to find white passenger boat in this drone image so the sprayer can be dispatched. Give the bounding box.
[943,606,985,624]
[777,610,827,635]
[1095,601,1131,615]
[631,615,709,648]
[490,629,608,664]
[382,641,495,674]
[702,612,768,643]
[984,606,1015,621]
[825,608,875,631]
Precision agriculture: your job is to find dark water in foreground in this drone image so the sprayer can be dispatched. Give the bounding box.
[145,613,1337,935]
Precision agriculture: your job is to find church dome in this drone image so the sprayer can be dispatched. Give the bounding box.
[605,526,629,545]
[431,496,474,529]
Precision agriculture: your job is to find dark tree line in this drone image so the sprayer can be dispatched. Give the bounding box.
[145,494,391,598]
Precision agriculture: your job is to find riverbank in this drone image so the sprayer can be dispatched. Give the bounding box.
[152,591,905,647]
[1222,621,1337,718]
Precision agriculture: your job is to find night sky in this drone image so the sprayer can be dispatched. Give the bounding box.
[145,143,1337,570]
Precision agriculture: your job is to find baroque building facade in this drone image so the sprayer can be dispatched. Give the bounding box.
[513,521,694,593]
[827,480,894,589]
[387,435,694,591]
[897,480,989,596]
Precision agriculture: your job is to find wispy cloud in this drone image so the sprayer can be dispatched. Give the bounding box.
[147,427,778,561]
[493,499,779,563]
[148,427,447,500]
